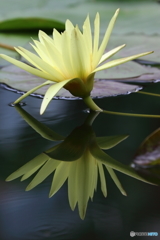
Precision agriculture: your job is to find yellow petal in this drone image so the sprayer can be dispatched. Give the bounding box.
[26,159,60,191]
[96,9,120,66]
[93,51,153,73]
[70,28,90,79]
[0,54,54,80]
[38,30,54,45]
[83,15,92,55]
[92,13,100,68]
[49,162,70,197]
[15,47,64,80]
[40,78,78,115]
[6,153,48,181]
[52,28,62,52]
[76,154,91,219]
[99,44,126,64]
[68,160,78,210]
[97,162,107,197]
[90,157,98,199]
[65,19,74,33]
[61,30,76,77]
[30,41,51,65]
[106,166,127,196]
[14,80,51,104]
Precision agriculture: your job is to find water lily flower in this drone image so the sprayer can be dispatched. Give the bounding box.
[0,9,153,114]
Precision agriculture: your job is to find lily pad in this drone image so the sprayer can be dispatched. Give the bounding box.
[106,35,160,63]
[0,0,160,36]
[0,65,142,99]
[0,33,34,66]
[133,128,160,167]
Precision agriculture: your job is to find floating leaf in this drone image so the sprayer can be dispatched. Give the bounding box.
[0,0,160,35]
[106,35,160,64]
[133,128,160,167]
[0,64,143,99]
[0,33,33,66]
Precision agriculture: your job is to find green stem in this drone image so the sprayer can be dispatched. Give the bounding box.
[138,91,160,97]
[83,96,102,112]
[103,110,160,118]
[84,111,100,126]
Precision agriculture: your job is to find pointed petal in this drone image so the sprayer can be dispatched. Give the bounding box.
[92,13,100,68]
[6,153,48,181]
[14,80,51,104]
[83,15,92,54]
[65,19,74,32]
[61,30,76,77]
[90,157,98,199]
[49,162,70,197]
[15,105,64,141]
[52,29,62,52]
[76,152,93,220]
[97,162,107,197]
[96,9,120,66]
[90,141,155,184]
[37,36,68,77]
[26,159,60,191]
[99,44,126,64]
[0,54,54,80]
[40,78,79,114]
[38,30,54,45]
[31,40,51,63]
[68,161,78,210]
[15,47,64,80]
[70,28,90,79]
[105,166,127,196]
[96,135,128,150]
[93,51,154,73]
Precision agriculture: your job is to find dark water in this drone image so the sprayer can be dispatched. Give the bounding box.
[0,82,160,240]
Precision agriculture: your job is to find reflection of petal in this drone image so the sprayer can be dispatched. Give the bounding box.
[49,162,70,196]
[6,153,48,181]
[15,105,64,141]
[68,160,79,210]
[76,151,96,219]
[26,158,60,191]
[97,162,107,197]
[105,167,127,196]
[97,135,128,150]
[90,140,154,184]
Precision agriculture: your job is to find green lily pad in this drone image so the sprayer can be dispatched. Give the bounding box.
[0,33,34,66]
[0,0,159,36]
[133,128,160,167]
[0,64,143,99]
[132,128,160,185]
[0,18,64,31]
[106,35,160,63]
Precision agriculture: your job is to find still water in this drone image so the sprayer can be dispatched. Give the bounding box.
[0,82,160,240]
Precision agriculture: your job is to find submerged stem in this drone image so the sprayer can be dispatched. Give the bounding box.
[103,110,160,118]
[138,91,160,97]
[83,96,102,112]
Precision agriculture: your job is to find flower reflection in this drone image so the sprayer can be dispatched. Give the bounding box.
[6,108,154,219]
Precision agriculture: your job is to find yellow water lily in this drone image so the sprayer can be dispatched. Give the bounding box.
[0,9,153,114]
